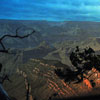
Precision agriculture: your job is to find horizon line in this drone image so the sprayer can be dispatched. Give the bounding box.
[0,18,100,23]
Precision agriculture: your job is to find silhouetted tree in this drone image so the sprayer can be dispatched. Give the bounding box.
[0,27,35,83]
[55,46,100,84]
[0,27,35,100]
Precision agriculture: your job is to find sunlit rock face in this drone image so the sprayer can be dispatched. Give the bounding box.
[3,59,100,100]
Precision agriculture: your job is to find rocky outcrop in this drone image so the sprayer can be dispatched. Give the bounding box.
[16,68,34,100]
[4,59,100,100]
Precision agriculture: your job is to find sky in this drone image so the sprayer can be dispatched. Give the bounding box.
[0,0,100,21]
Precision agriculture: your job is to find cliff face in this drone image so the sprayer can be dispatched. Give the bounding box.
[3,59,100,100]
[1,20,100,100]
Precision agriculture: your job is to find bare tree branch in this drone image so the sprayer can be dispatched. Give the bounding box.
[0,30,35,41]
[0,28,35,53]
[0,41,6,50]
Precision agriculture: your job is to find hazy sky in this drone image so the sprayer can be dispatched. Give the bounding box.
[0,0,100,21]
